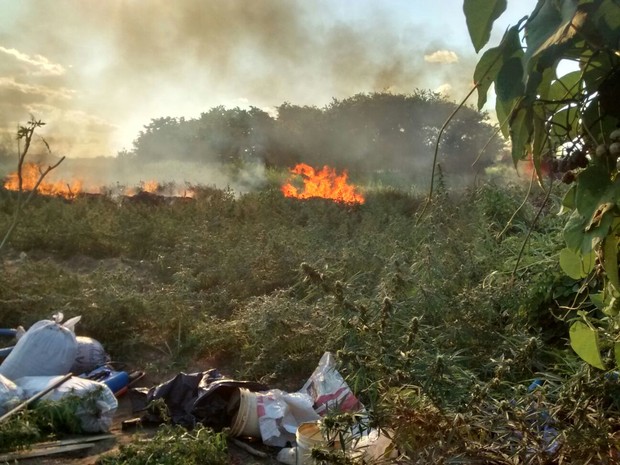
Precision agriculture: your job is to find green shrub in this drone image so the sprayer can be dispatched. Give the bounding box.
[96,425,228,465]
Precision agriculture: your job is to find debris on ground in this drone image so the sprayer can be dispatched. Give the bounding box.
[1,319,397,463]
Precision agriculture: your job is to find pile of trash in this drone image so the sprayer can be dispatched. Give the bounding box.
[128,351,396,464]
[0,313,132,433]
[0,315,396,463]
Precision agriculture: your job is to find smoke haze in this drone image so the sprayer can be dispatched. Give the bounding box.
[0,0,483,161]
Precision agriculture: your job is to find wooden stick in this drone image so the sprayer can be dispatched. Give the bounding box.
[33,433,115,449]
[0,442,94,462]
[230,438,269,458]
[0,373,73,423]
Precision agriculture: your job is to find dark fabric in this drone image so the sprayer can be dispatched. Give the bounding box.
[129,369,268,430]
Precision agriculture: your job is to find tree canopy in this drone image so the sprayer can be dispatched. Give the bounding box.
[129,92,504,181]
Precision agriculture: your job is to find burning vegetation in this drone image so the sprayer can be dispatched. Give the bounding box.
[281,163,365,205]
[2,163,195,200]
[4,160,363,205]
[4,162,83,199]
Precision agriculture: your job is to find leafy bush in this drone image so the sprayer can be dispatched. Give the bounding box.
[96,425,228,465]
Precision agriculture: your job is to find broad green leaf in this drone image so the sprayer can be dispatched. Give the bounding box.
[525,66,555,105]
[509,105,533,165]
[474,46,504,110]
[615,341,620,369]
[535,66,556,101]
[560,248,587,279]
[473,25,521,110]
[582,53,616,92]
[495,96,517,139]
[563,210,586,251]
[550,105,580,141]
[590,292,605,311]
[585,202,616,232]
[583,95,618,145]
[603,296,620,317]
[581,248,597,275]
[548,70,582,102]
[463,0,508,53]
[496,56,525,101]
[603,235,620,292]
[569,320,605,369]
[561,184,576,211]
[525,0,579,58]
[534,7,584,58]
[524,0,565,58]
[595,1,620,46]
[575,165,611,218]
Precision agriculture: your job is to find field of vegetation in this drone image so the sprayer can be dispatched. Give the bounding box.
[1,167,619,463]
[1,0,619,463]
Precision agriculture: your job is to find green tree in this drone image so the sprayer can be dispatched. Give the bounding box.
[129,93,502,181]
[464,0,620,369]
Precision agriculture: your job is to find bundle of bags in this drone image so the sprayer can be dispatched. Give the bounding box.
[0,314,117,432]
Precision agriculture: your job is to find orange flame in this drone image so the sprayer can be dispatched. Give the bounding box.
[125,180,160,196]
[281,163,365,204]
[143,180,159,193]
[3,162,82,199]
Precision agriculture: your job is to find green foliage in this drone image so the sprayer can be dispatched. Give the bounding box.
[465,0,620,369]
[129,92,503,181]
[2,177,619,460]
[96,425,228,465]
[0,396,87,452]
[463,0,508,53]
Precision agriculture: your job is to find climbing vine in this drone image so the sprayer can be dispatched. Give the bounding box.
[464,0,620,368]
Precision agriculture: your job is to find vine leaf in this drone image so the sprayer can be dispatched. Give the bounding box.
[586,202,615,232]
[463,0,507,53]
[509,105,533,165]
[603,235,620,292]
[473,25,521,110]
[548,70,582,103]
[569,320,605,369]
[560,247,594,279]
[496,56,525,101]
[524,0,578,61]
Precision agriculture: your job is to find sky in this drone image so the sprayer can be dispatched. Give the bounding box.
[0,0,538,159]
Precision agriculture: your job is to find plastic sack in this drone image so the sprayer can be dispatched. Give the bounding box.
[0,320,78,380]
[300,352,363,416]
[350,429,398,461]
[71,336,109,375]
[0,373,24,415]
[256,389,320,447]
[15,375,118,432]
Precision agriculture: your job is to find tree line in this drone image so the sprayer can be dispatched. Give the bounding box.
[126,91,505,179]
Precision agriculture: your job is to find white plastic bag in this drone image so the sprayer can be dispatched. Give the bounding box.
[15,375,118,432]
[1,320,76,378]
[257,389,320,447]
[0,320,78,380]
[0,373,24,415]
[300,352,363,415]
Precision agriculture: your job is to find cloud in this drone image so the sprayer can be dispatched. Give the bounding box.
[0,77,74,101]
[0,46,66,76]
[424,50,459,64]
